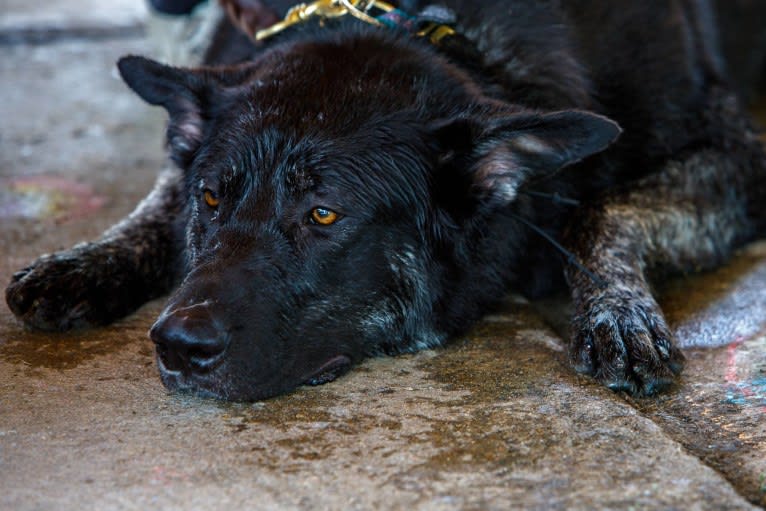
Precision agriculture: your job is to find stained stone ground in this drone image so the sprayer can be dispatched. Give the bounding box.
[0,4,764,510]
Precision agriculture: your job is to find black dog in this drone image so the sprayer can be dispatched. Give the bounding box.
[6,0,766,400]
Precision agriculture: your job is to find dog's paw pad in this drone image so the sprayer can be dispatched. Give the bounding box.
[570,299,684,396]
[5,249,105,331]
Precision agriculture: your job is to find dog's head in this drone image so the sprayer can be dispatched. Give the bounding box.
[118,30,619,400]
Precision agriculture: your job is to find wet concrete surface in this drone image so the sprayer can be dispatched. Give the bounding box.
[1,5,765,510]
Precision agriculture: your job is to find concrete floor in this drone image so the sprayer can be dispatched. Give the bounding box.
[1,4,765,510]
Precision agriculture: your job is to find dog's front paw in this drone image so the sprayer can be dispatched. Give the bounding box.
[5,245,133,331]
[570,294,684,396]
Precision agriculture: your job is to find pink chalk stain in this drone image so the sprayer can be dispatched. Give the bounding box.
[724,337,745,386]
[0,176,105,223]
[150,465,190,486]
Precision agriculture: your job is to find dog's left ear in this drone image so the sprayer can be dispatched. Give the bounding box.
[433,109,621,204]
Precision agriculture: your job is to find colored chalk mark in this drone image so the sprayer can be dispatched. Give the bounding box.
[0,176,105,223]
[723,339,766,411]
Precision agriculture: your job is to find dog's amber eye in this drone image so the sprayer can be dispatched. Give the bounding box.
[310,207,339,226]
[203,189,219,208]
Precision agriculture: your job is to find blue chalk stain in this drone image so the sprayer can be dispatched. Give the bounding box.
[724,377,766,407]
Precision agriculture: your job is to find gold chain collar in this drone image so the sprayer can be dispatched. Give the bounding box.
[254,0,455,44]
[255,0,394,41]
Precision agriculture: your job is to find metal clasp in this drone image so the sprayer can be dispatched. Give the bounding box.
[255,0,396,41]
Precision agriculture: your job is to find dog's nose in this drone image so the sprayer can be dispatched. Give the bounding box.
[149,304,228,373]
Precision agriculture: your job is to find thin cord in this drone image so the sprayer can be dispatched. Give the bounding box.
[519,190,581,207]
[509,212,608,289]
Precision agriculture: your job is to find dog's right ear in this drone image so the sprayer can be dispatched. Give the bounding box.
[117,56,214,167]
[431,108,621,207]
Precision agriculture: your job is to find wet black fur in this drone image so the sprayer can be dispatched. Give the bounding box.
[6,0,766,400]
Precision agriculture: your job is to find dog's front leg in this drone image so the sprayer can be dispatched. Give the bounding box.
[564,147,762,395]
[5,167,186,331]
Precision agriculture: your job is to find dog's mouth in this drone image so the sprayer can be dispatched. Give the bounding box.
[303,355,352,386]
[156,348,353,400]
